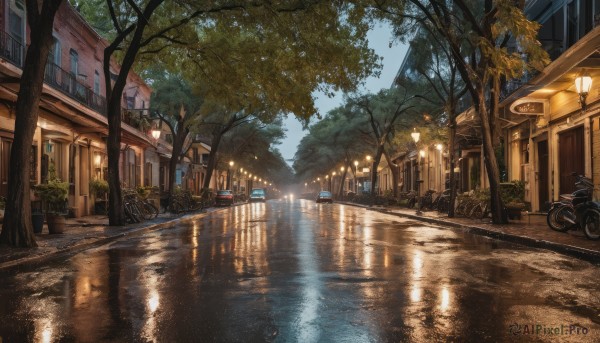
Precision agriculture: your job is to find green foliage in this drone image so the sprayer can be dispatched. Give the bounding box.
[500,180,526,205]
[136,186,154,199]
[33,164,68,214]
[89,178,109,198]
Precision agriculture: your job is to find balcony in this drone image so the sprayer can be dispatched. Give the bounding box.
[0,30,23,66]
[0,29,107,115]
[44,63,106,114]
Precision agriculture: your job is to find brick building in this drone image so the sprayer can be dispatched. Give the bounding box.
[0,1,169,216]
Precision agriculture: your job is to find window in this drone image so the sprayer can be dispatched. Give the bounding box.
[94,71,100,94]
[520,139,529,164]
[70,49,79,76]
[8,10,23,43]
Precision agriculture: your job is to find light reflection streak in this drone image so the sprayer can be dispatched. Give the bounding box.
[295,226,321,342]
[440,286,450,311]
[34,318,54,343]
[410,286,421,302]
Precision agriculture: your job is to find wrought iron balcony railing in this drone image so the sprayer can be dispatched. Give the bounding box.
[0,29,107,115]
[0,30,23,66]
[44,62,106,114]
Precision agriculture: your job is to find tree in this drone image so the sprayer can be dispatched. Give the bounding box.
[83,1,378,225]
[150,74,203,194]
[293,106,374,194]
[0,0,63,247]
[401,27,467,217]
[374,0,549,223]
[347,87,420,199]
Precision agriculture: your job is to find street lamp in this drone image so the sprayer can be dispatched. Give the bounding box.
[227,161,234,190]
[575,72,592,111]
[150,128,161,141]
[412,128,422,215]
[354,160,359,193]
[339,166,345,199]
[436,144,444,191]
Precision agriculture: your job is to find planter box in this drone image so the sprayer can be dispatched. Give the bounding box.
[46,213,66,234]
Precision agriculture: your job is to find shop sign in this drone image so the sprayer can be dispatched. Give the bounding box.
[510,99,546,115]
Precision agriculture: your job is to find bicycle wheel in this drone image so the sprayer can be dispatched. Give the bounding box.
[143,201,159,219]
[470,203,484,219]
[124,202,140,223]
[137,201,153,220]
[169,200,184,214]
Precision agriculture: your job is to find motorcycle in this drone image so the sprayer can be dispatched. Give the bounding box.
[547,174,600,240]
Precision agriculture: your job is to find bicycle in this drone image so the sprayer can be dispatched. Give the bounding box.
[419,189,436,211]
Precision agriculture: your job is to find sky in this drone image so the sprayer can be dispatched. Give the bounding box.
[276,23,409,166]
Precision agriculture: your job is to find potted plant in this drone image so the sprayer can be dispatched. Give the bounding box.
[90,177,109,214]
[500,180,528,219]
[33,164,69,234]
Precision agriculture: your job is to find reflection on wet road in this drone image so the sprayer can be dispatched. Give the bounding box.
[1,199,600,342]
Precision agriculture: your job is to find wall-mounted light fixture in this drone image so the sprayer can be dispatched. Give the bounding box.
[575,72,592,111]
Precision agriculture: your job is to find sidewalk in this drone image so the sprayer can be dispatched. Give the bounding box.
[343,202,600,264]
[0,208,218,270]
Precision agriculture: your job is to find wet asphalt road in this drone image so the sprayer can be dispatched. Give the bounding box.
[1,199,600,342]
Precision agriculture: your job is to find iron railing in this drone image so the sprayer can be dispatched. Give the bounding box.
[0,30,23,67]
[44,62,106,114]
[0,29,107,115]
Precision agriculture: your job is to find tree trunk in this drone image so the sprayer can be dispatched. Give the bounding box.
[0,0,63,247]
[106,96,125,225]
[168,128,187,194]
[338,168,348,198]
[104,3,158,225]
[383,150,399,197]
[370,146,384,198]
[478,91,508,224]
[202,131,223,191]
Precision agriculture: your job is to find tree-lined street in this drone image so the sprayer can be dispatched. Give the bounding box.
[1,200,599,342]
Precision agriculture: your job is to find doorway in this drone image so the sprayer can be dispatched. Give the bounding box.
[537,140,549,211]
[558,126,584,195]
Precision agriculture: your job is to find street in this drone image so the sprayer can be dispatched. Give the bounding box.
[1,200,600,342]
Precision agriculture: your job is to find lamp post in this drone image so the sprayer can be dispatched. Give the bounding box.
[227,161,234,190]
[411,128,422,215]
[436,144,444,191]
[340,166,345,199]
[354,160,359,193]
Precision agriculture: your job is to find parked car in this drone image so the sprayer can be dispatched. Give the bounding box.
[215,190,234,206]
[316,191,333,203]
[249,188,266,202]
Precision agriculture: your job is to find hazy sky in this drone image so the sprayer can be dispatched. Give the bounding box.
[276,23,409,166]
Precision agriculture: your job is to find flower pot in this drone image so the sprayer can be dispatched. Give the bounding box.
[32,212,44,234]
[46,213,66,234]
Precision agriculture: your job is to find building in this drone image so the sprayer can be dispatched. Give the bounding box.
[0,1,165,216]
[499,0,600,211]
[390,0,600,212]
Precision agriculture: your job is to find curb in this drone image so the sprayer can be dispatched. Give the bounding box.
[340,202,600,264]
[0,203,241,271]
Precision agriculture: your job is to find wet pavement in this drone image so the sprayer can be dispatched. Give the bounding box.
[0,200,600,342]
